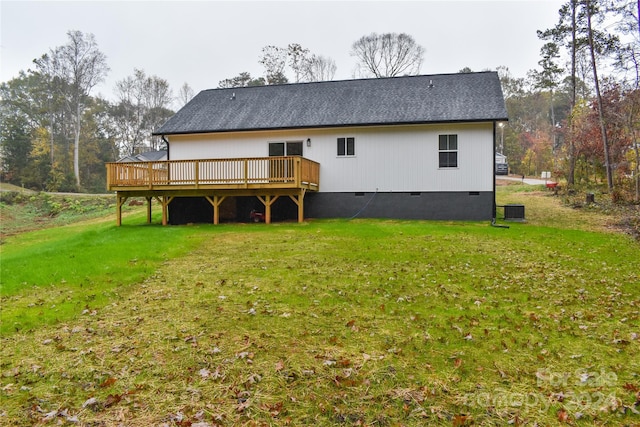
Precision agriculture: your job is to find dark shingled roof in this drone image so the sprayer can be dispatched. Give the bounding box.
[154,72,508,135]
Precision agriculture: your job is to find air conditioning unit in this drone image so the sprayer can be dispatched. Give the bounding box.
[504,204,525,221]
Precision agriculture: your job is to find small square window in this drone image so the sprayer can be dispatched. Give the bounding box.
[338,137,355,156]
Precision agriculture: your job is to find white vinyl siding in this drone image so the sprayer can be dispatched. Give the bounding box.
[166,122,494,193]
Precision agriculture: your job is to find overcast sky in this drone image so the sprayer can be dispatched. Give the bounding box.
[1,0,564,108]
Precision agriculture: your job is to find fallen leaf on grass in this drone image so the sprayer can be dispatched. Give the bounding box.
[453,414,471,426]
[246,373,262,385]
[236,351,254,364]
[41,410,58,421]
[260,401,283,417]
[623,383,639,392]
[236,399,251,413]
[338,358,352,368]
[557,408,569,422]
[82,397,101,411]
[198,366,223,380]
[333,375,359,387]
[100,377,117,388]
[39,408,79,424]
[104,394,122,408]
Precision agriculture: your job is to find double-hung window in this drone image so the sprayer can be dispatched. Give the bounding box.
[337,137,355,156]
[438,134,458,168]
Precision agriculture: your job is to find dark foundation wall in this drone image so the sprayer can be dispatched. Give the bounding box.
[305,192,494,221]
[168,196,299,224]
[168,192,494,224]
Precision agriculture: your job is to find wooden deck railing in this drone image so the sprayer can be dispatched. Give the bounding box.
[106,157,320,191]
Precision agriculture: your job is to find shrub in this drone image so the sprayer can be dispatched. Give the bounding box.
[0,191,22,205]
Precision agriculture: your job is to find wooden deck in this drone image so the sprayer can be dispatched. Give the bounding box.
[106,157,320,225]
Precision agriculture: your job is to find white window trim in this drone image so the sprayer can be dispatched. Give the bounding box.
[337,137,356,157]
[438,134,458,169]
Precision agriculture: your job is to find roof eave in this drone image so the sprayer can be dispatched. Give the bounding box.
[153,118,509,136]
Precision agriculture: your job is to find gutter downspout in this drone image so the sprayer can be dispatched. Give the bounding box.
[492,121,509,229]
[162,135,170,160]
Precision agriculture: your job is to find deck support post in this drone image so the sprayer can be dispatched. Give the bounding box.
[289,189,307,223]
[146,197,152,224]
[154,195,174,226]
[116,193,129,226]
[257,195,279,224]
[205,195,227,225]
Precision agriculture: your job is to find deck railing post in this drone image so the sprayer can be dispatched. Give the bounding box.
[148,162,153,189]
[244,159,249,187]
[195,161,199,189]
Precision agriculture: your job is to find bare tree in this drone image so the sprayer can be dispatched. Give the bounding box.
[609,0,640,88]
[112,69,174,156]
[256,43,337,83]
[143,73,173,150]
[259,45,288,84]
[178,82,195,107]
[113,70,146,157]
[350,32,424,78]
[302,55,337,82]
[287,43,311,83]
[41,30,109,188]
[585,0,619,192]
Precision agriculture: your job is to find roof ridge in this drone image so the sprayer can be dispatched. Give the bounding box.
[201,71,498,93]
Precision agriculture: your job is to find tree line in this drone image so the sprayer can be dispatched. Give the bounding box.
[1,2,638,199]
[502,0,639,201]
[0,31,185,192]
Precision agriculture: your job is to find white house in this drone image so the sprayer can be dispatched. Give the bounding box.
[107,72,508,224]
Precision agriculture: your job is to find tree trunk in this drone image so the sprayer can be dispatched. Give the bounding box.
[550,89,558,170]
[74,103,81,188]
[567,0,578,186]
[567,141,576,184]
[49,114,55,166]
[635,143,639,202]
[586,0,614,192]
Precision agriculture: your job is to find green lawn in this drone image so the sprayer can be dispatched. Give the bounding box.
[1,188,638,426]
